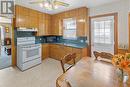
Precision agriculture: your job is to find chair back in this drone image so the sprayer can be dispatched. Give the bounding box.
[60,53,76,73]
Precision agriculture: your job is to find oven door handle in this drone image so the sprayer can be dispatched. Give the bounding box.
[22,47,41,50]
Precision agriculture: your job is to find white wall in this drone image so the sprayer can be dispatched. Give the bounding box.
[129,0,130,11]
[0,17,12,24]
[89,0,129,49]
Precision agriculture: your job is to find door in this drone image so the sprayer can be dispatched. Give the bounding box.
[0,24,12,70]
[91,16,115,56]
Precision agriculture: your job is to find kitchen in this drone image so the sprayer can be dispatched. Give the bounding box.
[0,0,130,87]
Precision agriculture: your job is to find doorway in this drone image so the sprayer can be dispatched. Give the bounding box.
[89,13,118,57]
[0,17,12,70]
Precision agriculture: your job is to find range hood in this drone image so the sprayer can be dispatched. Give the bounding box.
[17,27,38,32]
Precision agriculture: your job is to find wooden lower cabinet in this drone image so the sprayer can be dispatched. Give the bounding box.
[49,44,88,63]
[42,44,49,60]
[49,44,65,60]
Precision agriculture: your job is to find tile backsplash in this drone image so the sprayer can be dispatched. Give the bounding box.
[15,29,88,45]
[35,35,87,44]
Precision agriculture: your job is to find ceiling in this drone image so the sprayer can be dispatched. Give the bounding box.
[15,0,120,14]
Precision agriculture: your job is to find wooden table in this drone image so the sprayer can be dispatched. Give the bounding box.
[56,57,129,87]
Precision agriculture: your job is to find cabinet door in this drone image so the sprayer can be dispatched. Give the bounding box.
[17,5,29,16]
[81,48,88,57]
[45,14,51,35]
[51,16,57,35]
[29,10,38,28]
[15,5,29,27]
[18,15,29,27]
[72,48,82,62]
[51,15,62,35]
[49,44,60,60]
[77,16,86,36]
[42,44,49,59]
[38,13,44,36]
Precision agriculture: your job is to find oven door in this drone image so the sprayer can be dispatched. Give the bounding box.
[22,44,41,63]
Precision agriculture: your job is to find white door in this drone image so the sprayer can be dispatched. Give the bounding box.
[91,16,114,56]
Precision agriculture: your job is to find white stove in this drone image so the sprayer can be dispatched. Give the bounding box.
[17,37,41,71]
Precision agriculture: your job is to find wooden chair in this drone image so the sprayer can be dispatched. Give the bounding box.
[60,53,76,73]
[56,79,72,87]
[93,51,113,60]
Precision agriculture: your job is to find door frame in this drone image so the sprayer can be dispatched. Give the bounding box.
[128,12,130,52]
[88,13,118,56]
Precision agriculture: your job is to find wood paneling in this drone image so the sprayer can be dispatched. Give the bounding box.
[12,18,17,66]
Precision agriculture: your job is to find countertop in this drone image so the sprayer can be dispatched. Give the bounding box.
[51,42,87,48]
[36,42,88,48]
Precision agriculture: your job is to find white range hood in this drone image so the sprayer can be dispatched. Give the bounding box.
[17,27,38,32]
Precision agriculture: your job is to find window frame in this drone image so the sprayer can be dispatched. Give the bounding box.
[63,18,77,40]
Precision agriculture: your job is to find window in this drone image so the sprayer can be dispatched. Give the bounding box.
[63,18,77,39]
[94,20,113,44]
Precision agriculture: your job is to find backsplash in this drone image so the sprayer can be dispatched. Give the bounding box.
[15,29,87,45]
[35,35,62,43]
[36,35,87,44]
[61,37,87,44]
[14,29,36,45]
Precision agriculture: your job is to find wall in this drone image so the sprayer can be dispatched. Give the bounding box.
[0,17,12,39]
[129,0,130,11]
[89,0,129,49]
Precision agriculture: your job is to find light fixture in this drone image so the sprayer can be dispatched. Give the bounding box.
[43,2,55,10]
[39,3,43,7]
[54,5,58,9]
[30,0,69,10]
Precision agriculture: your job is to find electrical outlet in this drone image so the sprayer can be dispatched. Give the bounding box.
[80,40,84,43]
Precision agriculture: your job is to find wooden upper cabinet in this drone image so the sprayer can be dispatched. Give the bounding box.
[15,5,38,28]
[37,12,46,36]
[51,14,62,35]
[76,16,87,37]
[77,7,88,36]
[15,5,51,36]
[51,7,88,36]
[45,14,51,35]
[15,5,29,27]
[78,7,87,17]
[37,13,51,36]
[28,9,39,28]
[15,5,88,36]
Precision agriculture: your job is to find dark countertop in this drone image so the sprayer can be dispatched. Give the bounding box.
[37,42,88,48]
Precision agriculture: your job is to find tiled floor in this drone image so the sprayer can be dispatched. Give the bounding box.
[0,58,63,87]
[0,46,12,70]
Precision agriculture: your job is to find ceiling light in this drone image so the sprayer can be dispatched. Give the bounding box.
[39,3,43,7]
[54,5,58,9]
[30,0,69,10]
[44,2,49,8]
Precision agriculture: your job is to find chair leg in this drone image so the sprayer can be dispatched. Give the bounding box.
[60,60,65,73]
[73,58,76,65]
